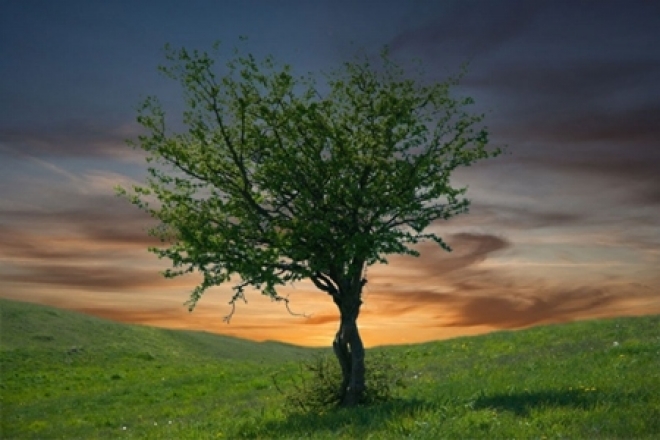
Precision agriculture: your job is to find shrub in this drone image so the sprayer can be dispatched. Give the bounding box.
[273,351,407,414]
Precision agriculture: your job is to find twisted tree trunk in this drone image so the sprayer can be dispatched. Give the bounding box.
[332,285,365,407]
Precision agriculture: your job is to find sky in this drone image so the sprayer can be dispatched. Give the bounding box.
[1,0,659,347]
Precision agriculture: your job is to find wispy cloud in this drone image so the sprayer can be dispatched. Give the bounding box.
[389,1,540,60]
[0,120,144,161]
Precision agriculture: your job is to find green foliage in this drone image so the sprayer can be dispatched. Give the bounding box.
[274,351,407,414]
[117,41,501,308]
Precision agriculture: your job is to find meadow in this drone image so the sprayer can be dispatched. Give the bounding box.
[1,297,658,439]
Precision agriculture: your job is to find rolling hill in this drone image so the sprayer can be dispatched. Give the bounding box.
[1,298,658,438]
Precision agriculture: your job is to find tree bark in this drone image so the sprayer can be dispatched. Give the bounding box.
[332,286,365,407]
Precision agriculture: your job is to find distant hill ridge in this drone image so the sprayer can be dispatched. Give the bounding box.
[0,298,315,363]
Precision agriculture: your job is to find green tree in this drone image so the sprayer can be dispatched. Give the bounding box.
[118,43,501,407]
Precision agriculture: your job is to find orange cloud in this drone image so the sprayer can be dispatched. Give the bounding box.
[2,189,659,347]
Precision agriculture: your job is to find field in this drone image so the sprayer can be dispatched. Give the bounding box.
[1,298,659,438]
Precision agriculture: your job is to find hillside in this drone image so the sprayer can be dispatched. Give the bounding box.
[0,298,314,363]
[1,298,659,439]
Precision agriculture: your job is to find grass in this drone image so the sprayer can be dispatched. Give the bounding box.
[1,297,659,439]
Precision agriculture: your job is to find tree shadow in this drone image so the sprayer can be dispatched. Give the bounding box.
[473,388,623,417]
[254,398,434,438]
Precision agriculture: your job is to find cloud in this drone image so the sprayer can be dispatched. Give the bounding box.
[366,270,660,331]
[0,200,157,245]
[0,120,144,160]
[509,150,660,207]
[0,226,132,261]
[447,203,585,230]
[359,226,660,331]
[0,194,163,292]
[303,314,339,326]
[442,284,660,328]
[0,263,163,291]
[389,0,540,60]
[497,101,660,149]
[465,60,660,167]
[382,232,511,278]
[468,60,660,106]
[442,287,617,328]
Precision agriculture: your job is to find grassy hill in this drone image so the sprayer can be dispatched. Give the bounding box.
[1,298,659,439]
[0,298,313,363]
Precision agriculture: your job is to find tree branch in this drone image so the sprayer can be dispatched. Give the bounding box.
[270,294,309,318]
[223,283,248,324]
[311,273,339,297]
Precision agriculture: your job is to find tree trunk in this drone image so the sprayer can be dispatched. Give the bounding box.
[332,290,365,407]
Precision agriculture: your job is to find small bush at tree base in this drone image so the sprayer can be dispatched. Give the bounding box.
[274,352,407,414]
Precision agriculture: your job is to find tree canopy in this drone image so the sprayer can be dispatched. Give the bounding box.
[118,42,501,405]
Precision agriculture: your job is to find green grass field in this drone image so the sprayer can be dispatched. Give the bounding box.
[1,298,659,439]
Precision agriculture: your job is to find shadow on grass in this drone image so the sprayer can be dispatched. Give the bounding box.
[473,389,630,417]
[253,398,434,437]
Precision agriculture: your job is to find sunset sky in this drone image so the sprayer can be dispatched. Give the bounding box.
[1,0,659,347]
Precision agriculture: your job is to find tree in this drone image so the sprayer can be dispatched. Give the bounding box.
[118,42,501,407]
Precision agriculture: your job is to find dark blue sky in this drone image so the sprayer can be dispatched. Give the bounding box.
[1,0,659,345]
